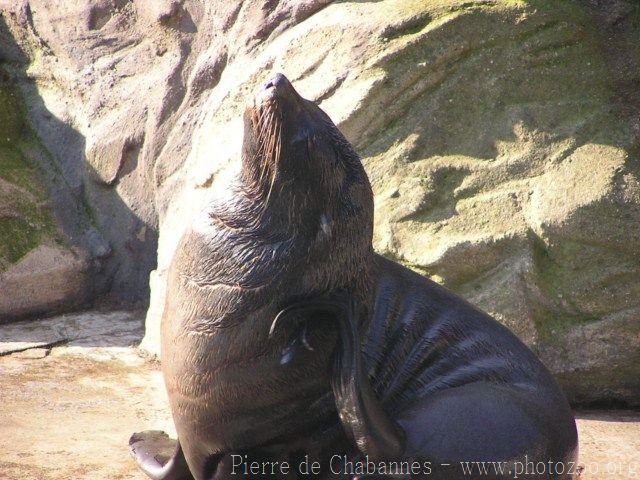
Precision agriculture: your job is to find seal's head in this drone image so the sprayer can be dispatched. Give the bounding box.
[241,73,374,297]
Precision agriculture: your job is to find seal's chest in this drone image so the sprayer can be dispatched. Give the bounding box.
[169,331,333,451]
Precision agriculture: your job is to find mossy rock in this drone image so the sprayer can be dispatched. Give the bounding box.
[356,0,640,405]
[0,217,38,265]
[0,84,24,147]
[0,77,90,318]
[0,80,56,270]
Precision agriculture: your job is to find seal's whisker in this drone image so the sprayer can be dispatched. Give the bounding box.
[254,109,276,188]
[257,116,270,156]
[263,117,282,209]
[262,143,278,208]
[259,111,277,185]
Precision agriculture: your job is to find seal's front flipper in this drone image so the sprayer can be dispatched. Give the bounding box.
[271,297,405,460]
[129,430,194,480]
[331,299,405,460]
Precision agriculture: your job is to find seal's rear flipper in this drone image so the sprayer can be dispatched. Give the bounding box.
[129,430,194,480]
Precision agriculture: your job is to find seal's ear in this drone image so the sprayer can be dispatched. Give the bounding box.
[269,304,323,365]
[270,297,405,460]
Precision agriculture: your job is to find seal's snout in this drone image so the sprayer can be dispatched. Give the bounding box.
[255,73,297,107]
[263,73,291,93]
[259,73,300,104]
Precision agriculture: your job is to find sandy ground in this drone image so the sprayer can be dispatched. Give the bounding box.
[0,312,638,480]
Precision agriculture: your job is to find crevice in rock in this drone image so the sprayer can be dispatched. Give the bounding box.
[0,338,68,357]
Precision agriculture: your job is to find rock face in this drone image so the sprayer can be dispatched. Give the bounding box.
[0,78,93,320]
[1,0,160,307]
[1,0,638,405]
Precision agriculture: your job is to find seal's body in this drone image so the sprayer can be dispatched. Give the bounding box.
[130,74,578,480]
[362,255,577,474]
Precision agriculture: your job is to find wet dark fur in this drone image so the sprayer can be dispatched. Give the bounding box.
[131,74,578,480]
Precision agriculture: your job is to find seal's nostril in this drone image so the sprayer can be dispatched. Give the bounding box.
[264,73,290,92]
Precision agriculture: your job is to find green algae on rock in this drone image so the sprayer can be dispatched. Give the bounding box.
[0,79,91,319]
[0,81,48,268]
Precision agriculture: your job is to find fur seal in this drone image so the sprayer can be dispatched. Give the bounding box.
[130,73,578,480]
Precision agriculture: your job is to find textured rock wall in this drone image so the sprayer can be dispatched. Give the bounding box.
[1,0,638,405]
[0,76,92,320]
[1,0,162,306]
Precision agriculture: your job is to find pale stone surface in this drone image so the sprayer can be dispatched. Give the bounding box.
[576,411,640,480]
[0,312,638,480]
[0,311,174,480]
[0,245,90,321]
[1,0,639,404]
[0,310,145,355]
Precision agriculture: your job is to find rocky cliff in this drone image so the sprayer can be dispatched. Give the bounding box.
[0,74,95,319]
[1,0,638,405]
